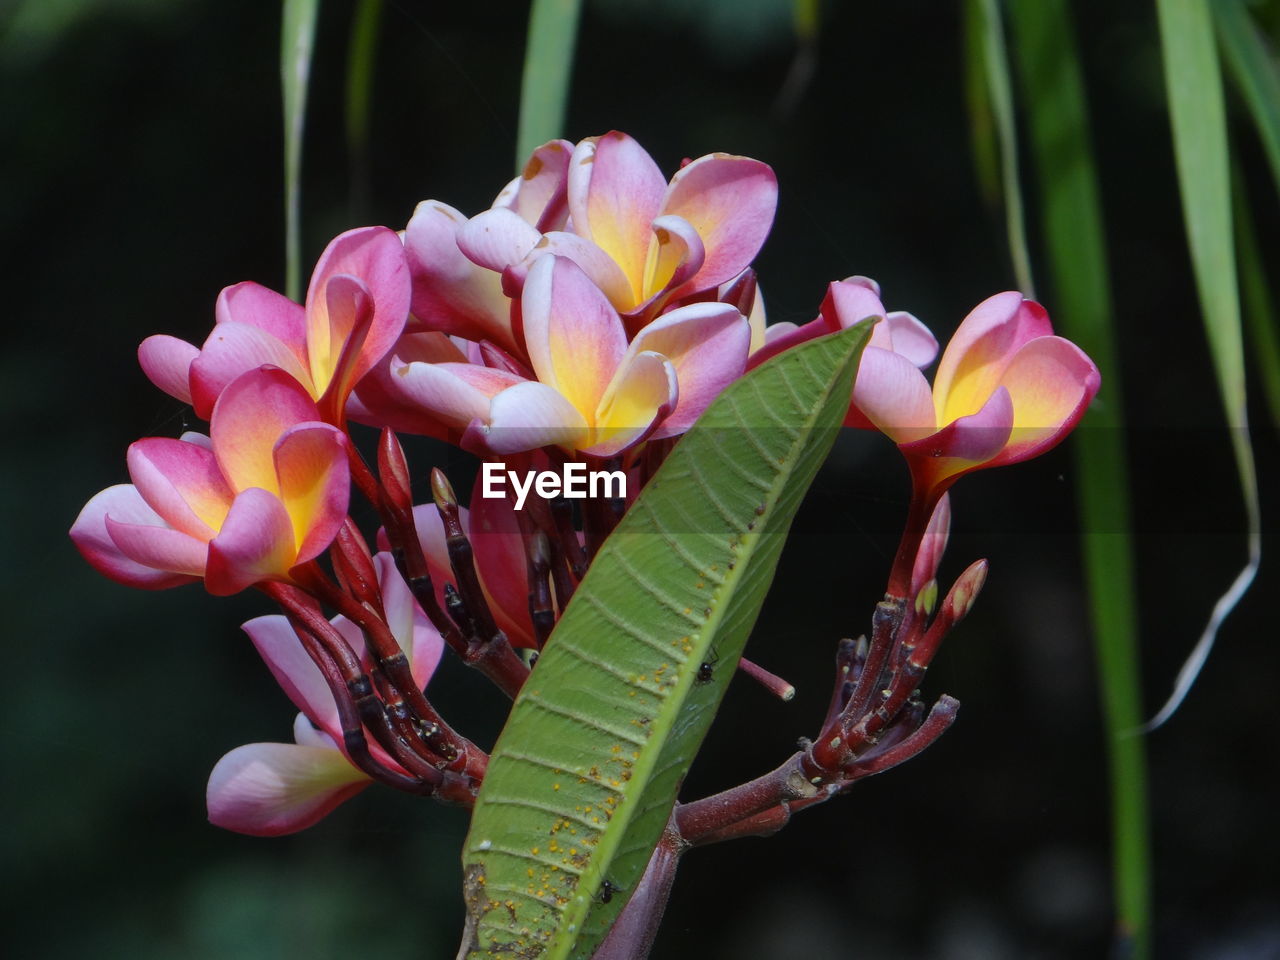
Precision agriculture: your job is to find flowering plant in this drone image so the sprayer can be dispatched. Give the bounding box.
[71,131,1097,958]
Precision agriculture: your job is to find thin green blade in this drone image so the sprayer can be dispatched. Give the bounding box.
[1152,0,1261,729]
[281,0,320,301]
[517,0,583,170]
[971,0,1035,296]
[345,0,383,219]
[1216,0,1280,434]
[1006,2,1150,955]
[459,324,872,959]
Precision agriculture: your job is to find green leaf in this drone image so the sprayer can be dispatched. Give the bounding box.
[1215,0,1280,201]
[345,0,383,219]
[962,0,1003,212]
[1152,0,1260,729]
[1006,2,1150,955]
[1234,168,1280,434]
[517,0,583,171]
[281,0,320,302]
[458,324,872,960]
[972,0,1035,296]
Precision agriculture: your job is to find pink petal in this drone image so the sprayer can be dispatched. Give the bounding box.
[659,152,778,301]
[746,317,828,370]
[851,346,938,444]
[211,367,323,495]
[205,488,297,595]
[373,553,444,686]
[628,301,749,436]
[640,214,706,309]
[820,277,887,334]
[880,311,939,368]
[468,479,536,649]
[272,423,350,563]
[126,437,232,540]
[485,380,590,454]
[987,335,1101,468]
[900,385,1015,491]
[494,138,574,230]
[384,359,525,430]
[933,293,1052,424]
[508,230,635,311]
[105,513,209,579]
[589,350,678,456]
[348,332,468,437]
[207,741,369,836]
[309,272,374,413]
[216,281,307,345]
[567,132,667,306]
[190,322,314,419]
[138,335,198,405]
[71,485,199,589]
[403,201,518,353]
[457,208,542,273]
[522,255,627,416]
[243,615,341,739]
[306,226,410,389]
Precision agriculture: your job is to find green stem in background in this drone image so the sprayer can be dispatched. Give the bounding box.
[345,0,383,221]
[1233,169,1280,434]
[1152,0,1260,730]
[281,0,320,301]
[1005,3,1150,955]
[969,0,1035,296]
[961,0,1001,210]
[1216,0,1280,435]
[516,0,583,171]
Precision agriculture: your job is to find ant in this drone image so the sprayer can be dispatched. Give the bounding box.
[595,879,619,904]
[694,647,720,685]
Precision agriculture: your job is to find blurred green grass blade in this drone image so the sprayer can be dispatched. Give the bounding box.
[1006,2,1149,955]
[974,0,1035,296]
[517,0,583,171]
[345,0,383,219]
[1153,0,1261,729]
[1234,170,1280,432]
[1215,0,1280,197]
[962,0,1002,211]
[792,0,820,40]
[281,0,320,301]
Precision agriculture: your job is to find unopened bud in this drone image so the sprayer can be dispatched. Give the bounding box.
[377,427,412,514]
[914,578,939,618]
[431,467,459,512]
[910,493,951,599]
[943,559,988,623]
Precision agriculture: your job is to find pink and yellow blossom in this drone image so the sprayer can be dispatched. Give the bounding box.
[854,291,1100,496]
[71,367,350,595]
[139,226,410,424]
[378,255,750,457]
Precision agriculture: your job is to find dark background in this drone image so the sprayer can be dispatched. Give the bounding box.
[3,0,1277,957]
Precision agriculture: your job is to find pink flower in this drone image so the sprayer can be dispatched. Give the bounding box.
[402,132,777,358]
[854,292,1100,496]
[71,367,349,595]
[378,255,749,457]
[748,276,939,429]
[139,226,410,424]
[206,554,443,835]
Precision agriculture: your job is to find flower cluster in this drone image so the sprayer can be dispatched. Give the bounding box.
[71,130,1099,835]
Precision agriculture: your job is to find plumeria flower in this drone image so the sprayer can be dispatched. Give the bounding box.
[376,255,749,457]
[853,291,1100,498]
[71,367,349,595]
[402,133,776,362]
[139,226,410,424]
[748,276,939,428]
[206,553,443,835]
